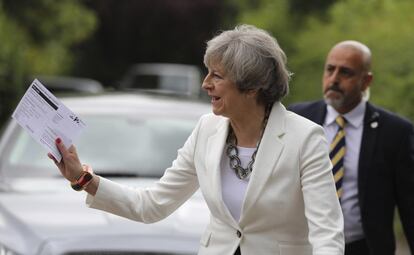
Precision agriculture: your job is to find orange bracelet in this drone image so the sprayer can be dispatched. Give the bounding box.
[71,171,93,191]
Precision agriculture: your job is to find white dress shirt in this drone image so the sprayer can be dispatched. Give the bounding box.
[324,100,366,243]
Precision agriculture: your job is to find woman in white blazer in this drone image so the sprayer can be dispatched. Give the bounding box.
[50,25,344,254]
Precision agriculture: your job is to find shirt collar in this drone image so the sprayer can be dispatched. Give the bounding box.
[325,100,366,128]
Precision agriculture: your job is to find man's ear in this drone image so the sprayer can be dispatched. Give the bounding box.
[362,72,373,91]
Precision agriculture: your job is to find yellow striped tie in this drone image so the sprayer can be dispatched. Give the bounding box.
[330,116,346,199]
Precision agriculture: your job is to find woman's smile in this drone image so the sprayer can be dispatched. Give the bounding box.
[211,96,221,103]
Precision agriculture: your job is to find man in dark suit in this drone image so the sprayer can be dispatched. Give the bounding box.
[289,40,414,255]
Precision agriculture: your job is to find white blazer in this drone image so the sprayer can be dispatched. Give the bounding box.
[87,102,344,255]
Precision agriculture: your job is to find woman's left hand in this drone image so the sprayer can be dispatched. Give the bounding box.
[47,138,83,182]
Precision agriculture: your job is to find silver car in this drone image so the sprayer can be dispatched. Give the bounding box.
[0,92,211,255]
[118,63,202,99]
[31,75,105,94]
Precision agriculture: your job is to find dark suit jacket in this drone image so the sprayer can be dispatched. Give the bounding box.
[288,100,414,254]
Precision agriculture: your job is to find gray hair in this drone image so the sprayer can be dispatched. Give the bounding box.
[204,24,290,106]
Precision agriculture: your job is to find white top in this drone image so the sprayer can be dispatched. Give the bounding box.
[324,100,366,243]
[220,146,255,221]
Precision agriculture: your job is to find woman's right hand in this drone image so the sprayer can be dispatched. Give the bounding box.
[47,138,83,182]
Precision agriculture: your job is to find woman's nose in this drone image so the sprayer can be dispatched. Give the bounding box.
[202,75,212,90]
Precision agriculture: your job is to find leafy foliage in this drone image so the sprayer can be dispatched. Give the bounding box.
[0,0,97,126]
[0,5,26,125]
[289,0,414,120]
[233,0,414,121]
[2,0,97,74]
[232,0,295,56]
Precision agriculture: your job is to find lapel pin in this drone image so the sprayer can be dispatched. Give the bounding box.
[370,121,378,128]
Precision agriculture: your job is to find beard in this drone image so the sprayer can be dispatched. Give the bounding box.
[324,93,345,109]
[323,83,346,109]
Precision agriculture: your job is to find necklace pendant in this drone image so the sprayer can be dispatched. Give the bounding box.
[237,168,249,180]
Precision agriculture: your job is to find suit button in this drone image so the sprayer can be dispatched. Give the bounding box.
[236,230,242,238]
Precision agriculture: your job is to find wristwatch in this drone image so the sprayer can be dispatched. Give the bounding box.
[71,171,93,191]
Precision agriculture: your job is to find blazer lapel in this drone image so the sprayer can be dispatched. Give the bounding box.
[358,102,380,208]
[205,118,240,227]
[313,100,327,125]
[240,103,286,221]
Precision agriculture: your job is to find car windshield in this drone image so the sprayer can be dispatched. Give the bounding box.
[130,74,190,94]
[3,114,197,179]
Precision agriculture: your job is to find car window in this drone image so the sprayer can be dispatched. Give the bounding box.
[130,75,159,89]
[130,74,189,94]
[159,75,189,93]
[3,114,197,179]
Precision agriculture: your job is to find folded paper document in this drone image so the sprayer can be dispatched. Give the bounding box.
[12,79,86,162]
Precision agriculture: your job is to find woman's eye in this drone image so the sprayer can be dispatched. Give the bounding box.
[213,73,222,79]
